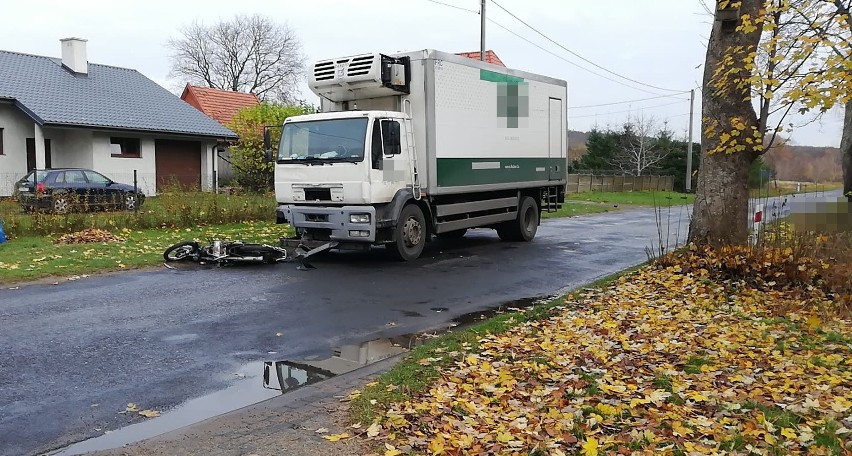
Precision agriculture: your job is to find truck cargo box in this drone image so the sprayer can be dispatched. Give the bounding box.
[313,50,568,195]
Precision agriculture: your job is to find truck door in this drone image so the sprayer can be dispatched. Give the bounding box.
[548,98,563,181]
[368,118,412,201]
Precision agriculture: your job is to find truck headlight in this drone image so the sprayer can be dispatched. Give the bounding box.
[350,214,370,223]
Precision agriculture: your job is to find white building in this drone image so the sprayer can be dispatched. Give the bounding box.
[0,38,237,196]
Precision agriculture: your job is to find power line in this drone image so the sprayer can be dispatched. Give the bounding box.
[486,18,667,95]
[422,0,689,97]
[489,0,687,93]
[571,93,690,109]
[425,0,479,14]
[569,100,687,119]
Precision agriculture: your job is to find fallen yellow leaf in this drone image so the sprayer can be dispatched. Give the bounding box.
[322,433,350,442]
[581,436,598,456]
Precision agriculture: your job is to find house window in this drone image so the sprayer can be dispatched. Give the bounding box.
[0,128,4,155]
[110,137,140,158]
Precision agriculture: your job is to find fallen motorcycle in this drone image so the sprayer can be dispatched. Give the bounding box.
[163,239,287,265]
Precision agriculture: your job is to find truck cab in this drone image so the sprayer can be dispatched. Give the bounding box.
[275,110,417,248]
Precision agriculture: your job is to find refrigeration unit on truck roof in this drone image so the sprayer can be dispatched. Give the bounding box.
[309,53,411,102]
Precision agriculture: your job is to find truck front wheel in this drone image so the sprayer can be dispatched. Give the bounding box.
[497,196,539,242]
[389,204,426,261]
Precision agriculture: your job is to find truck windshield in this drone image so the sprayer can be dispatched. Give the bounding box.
[278,118,368,163]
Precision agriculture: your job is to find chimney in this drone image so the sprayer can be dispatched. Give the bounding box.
[60,37,88,75]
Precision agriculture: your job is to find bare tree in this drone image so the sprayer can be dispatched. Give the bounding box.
[169,14,305,103]
[609,115,671,176]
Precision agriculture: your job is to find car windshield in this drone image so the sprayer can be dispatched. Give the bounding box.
[278,118,368,162]
[22,171,48,184]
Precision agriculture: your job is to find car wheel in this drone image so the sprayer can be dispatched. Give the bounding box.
[52,196,71,214]
[123,193,139,211]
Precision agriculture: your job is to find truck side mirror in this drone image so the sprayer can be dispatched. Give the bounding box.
[382,121,402,155]
[263,129,272,157]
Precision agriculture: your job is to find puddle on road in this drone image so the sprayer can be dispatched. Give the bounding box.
[53,360,277,455]
[263,337,414,392]
[54,336,419,456]
[54,297,555,455]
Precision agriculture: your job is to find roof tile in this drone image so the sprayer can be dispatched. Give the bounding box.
[181,85,260,127]
[0,49,236,138]
[455,50,506,67]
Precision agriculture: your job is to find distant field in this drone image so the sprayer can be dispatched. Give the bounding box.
[751,181,842,198]
[565,191,695,206]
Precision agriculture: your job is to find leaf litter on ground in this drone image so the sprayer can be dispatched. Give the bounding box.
[354,243,851,455]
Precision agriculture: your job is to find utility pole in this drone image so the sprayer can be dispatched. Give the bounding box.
[686,88,695,192]
[480,0,486,61]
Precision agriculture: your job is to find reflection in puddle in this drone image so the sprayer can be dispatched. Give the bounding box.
[262,361,331,392]
[56,337,416,455]
[263,337,412,392]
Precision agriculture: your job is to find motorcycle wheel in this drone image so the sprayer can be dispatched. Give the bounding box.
[163,241,200,262]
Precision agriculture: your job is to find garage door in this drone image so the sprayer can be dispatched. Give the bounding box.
[155,139,201,192]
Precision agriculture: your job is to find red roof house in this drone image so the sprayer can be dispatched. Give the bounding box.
[180,84,260,127]
[456,50,505,67]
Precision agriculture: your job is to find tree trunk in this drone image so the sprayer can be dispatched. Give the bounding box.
[841,99,852,200]
[688,0,763,245]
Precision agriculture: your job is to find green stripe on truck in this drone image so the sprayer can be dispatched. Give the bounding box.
[479,70,525,84]
[436,158,564,187]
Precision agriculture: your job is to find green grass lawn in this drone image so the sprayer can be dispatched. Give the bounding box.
[541,202,614,219]
[565,191,695,206]
[0,222,292,284]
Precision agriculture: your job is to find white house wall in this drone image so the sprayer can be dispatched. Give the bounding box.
[46,128,94,169]
[200,140,216,192]
[92,132,157,196]
[1,109,218,197]
[0,104,34,195]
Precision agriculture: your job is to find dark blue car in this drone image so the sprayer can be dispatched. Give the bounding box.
[14,168,145,214]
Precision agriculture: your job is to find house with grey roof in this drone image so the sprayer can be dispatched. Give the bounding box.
[0,38,238,196]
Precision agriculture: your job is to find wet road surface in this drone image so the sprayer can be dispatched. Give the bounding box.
[2,205,692,455]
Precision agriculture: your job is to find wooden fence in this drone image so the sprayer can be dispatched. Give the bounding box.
[566,174,674,193]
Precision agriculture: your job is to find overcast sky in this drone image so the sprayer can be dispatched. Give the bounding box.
[1,0,844,147]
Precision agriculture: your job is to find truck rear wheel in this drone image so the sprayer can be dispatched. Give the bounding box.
[389,204,426,261]
[497,196,539,242]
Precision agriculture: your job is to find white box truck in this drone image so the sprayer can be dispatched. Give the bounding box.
[271,49,567,261]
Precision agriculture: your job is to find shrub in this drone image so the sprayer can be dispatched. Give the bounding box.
[0,192,276,238]
[228,102,316,193]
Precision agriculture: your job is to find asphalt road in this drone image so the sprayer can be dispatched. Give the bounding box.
[1,204,692,455]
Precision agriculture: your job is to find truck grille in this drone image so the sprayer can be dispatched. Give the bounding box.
[304,188,332,201]
[305,213,329,222]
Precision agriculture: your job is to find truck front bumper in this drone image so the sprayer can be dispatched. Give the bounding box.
[277,205,377,242]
